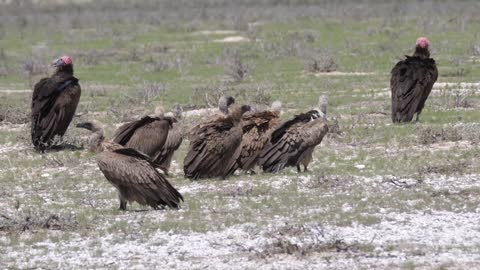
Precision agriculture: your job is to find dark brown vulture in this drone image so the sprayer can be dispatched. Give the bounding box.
[224,101,282,176]
[154,105,185,174]
[112,107,174,160]
[391,37,438,122]
[184,104,251,180]
[187,96,236,138]
[76,121,183,210]
[31,56,81,151]
[258,110,328,173]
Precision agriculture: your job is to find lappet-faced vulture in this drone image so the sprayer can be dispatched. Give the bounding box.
[391,37,438,122]
[184,104,251,180]
[154,104,185,174]
[31,56,81,151]
[224,101,282,176]
[112,107,174,160]
[258,107,328,173]
[76,121,183,210]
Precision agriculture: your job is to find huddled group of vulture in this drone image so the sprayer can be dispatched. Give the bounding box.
[30,37,438,210]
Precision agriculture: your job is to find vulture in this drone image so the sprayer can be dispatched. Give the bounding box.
[187,95,236,138]
[112,107,174,160]
[224,101,282,176]
[31,56,81,151]
[76,121,183,210]
[258,108,328,173]
[391,37,438,123]
[154,104,185,174]
[184,104,251,180]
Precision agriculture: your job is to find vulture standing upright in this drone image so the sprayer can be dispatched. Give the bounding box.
[31,56,81,151]
[258,107,328,173]
[184,104,251,180]
[76,121,183,210]
[224,101,282,176]
[391,37,438,122]
[112,107,174,160]
[154,105,185,174]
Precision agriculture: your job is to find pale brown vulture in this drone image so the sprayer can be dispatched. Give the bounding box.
[391,37,438,122]
[258,110,328,173]
[112,107,174,160]
[76,121,183,210]
[31,56,81,151]
[154,105,185,174]
[224,101,282,176]
[184,104,251,180]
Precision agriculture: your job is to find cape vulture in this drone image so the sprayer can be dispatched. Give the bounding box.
[224,101,282,176]
[391,37,438,122]
[154,104,185,174]
[76,121,183,210]
[258,98,329,173]
[112,107,174,160]
[184,104,251,180]
[31,56,81,151]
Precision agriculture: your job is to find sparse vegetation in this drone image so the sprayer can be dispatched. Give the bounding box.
[1,0,480,269]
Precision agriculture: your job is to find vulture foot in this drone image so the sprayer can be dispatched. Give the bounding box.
[119,200,127,211]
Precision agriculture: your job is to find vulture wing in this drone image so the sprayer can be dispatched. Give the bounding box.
[184,119,242,179]
[97,148,183,209]
[391,56,438,122]
[113,116,173,157]
[31,76,80,149]
[154,122,184,172]
[259,118,328,173]
[224,111,281,175]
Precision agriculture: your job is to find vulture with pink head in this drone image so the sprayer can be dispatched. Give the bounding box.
[31,56,81,151]
[391,37,438,122]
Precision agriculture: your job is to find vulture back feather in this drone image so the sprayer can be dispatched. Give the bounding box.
[31,70,81,150]
[112,116,174,158]
[391,38,438,123]
[258,110,328,173]
[77,121,183,210]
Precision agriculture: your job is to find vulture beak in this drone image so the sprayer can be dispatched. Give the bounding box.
[52,58,65,67]
[76,122,92,131]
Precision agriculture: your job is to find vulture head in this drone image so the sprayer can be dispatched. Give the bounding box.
[76,121,105,152]
[52,55,74,74]
[318,95,328,118]
[270,101,282,113]
[171,104,183,119]
[414,37,430,58]
[154,106,165,118]
[218,96,236,114]
[305,110,321,121]
[416,37,429,49]
[76,121,103,133]
[229,104,251,121]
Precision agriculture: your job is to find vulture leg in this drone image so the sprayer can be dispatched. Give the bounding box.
[304,165,309,172]
[415,112,421,122]
[296,165,302,173]
[119,196,127,211]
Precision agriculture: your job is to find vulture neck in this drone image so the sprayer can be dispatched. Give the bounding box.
[413,46,430,59]
[55,65,74,76]
[88,131,106,153]
[219,107,229,115]
[88,131,123,153]
[228,109,244,123]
